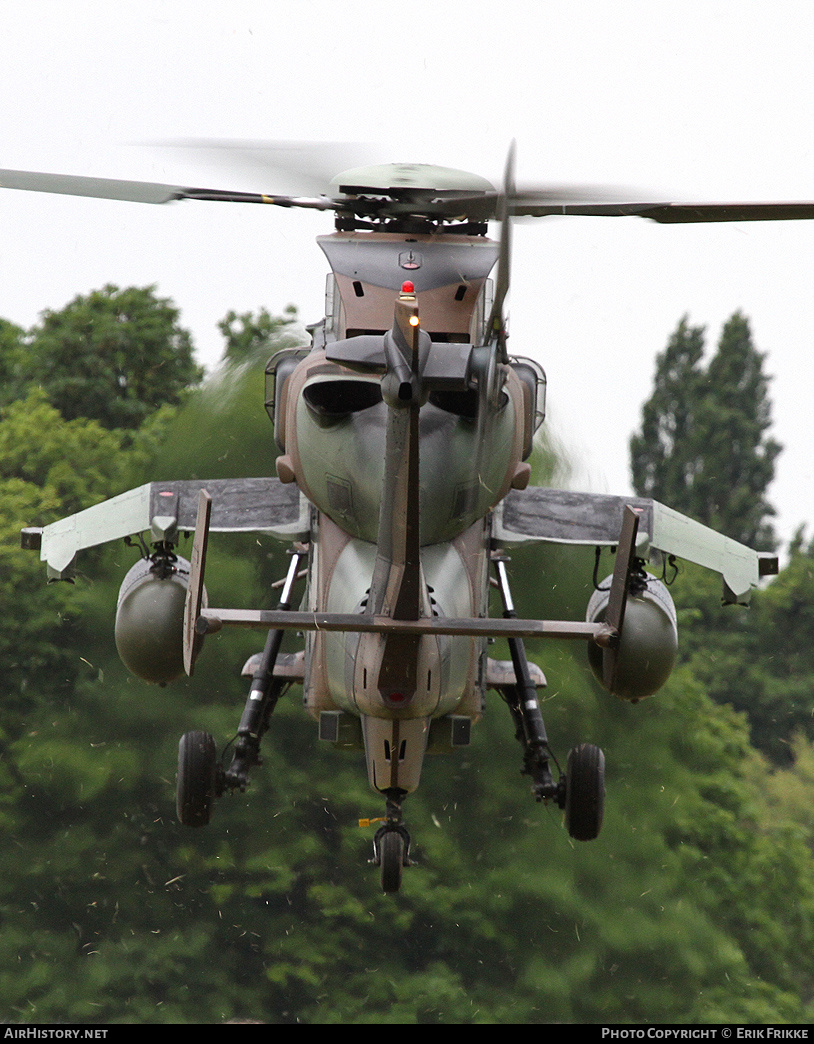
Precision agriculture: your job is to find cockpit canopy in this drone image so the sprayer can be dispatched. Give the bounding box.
[318,232,499,342]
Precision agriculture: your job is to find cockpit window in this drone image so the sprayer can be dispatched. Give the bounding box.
[304,379,383,419]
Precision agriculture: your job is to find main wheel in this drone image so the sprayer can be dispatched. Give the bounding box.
[379,830,405,894]
[565,743,605,841]
[177,730,218,827]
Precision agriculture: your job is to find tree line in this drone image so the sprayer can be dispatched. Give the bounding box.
[0,288,811,1024]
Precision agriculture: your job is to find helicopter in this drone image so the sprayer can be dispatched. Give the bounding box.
[11,142,798,892]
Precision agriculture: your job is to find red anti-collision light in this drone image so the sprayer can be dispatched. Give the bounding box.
[401,281,415,294]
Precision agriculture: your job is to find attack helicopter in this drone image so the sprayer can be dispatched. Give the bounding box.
[11,143,799,892]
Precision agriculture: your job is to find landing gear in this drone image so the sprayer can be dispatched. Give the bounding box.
[493,554,605,842]
[175,546,307,827]
[177,730,222,827]
[497,684,606,842]
[370,791,412,894]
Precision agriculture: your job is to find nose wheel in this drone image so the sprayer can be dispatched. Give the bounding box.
[377,830,406,893]
[370,791,412,893]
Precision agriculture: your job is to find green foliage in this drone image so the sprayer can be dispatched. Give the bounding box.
[0,390,140,710]
[630,315,705,505]
[675,551,814,763]
[631,312,781,549]
[23,284,203,429]
[0,317,29,405]
[217,305,300,365]
[0,389,130,515]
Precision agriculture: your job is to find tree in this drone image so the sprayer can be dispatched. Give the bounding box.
[630,312,781,549]
[217,305,299,365]
[0,318,29,407]
[694,313,781,549]
[630,315,706,507]
[679,538,814,763]
[24,284,203,429]
[0,388,148,720]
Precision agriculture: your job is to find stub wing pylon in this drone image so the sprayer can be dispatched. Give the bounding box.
[493,487,778,603]
[21,477,309,580]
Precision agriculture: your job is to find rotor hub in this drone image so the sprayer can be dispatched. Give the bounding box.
[331,162,495,197]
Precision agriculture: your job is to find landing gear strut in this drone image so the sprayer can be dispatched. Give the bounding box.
[492,554,605,841]
[175,546,307,825]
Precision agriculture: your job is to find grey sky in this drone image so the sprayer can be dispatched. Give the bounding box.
[1,0,813,550]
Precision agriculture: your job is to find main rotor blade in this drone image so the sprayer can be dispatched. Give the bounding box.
[510,197,814,223]
[414,183,642,222]
[5,163,814,227]
[0,167,341,210]
[0,168,185,204]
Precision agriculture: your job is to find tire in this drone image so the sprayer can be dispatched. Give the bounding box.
[565,743,605,841]
[177,730,217,827]
[379,830,405,894]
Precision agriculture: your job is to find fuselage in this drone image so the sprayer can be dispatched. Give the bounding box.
[267,229,544,791]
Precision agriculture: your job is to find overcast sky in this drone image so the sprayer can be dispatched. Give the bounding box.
[2,0,814,552]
